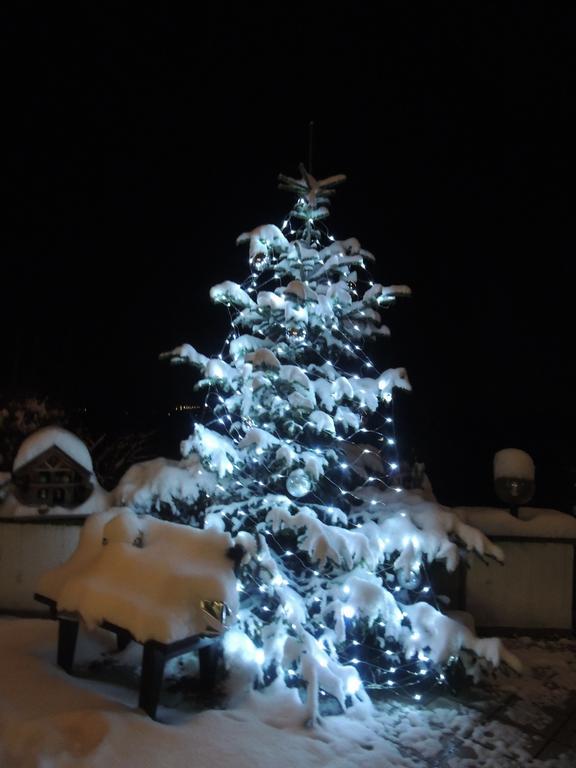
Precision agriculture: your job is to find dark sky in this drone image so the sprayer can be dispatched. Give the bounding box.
[3,8,575,508]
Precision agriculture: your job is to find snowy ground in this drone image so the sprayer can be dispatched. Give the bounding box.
[0,618,575,768]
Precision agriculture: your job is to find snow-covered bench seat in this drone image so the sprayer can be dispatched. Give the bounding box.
[455,506,576,633]
[35,509,242,719]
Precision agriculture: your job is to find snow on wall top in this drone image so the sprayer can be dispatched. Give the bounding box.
[13,427,93,474]
[456,506,576,539]
[39,509,238,643]
[494,449,535,480]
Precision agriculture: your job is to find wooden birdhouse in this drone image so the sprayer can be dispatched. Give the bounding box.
[13,444,93,512]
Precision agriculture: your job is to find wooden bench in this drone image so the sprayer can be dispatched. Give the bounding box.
[34,592,224,719]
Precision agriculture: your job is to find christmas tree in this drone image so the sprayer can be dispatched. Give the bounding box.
[155,165,518,721]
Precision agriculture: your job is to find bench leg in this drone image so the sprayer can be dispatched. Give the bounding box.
[139,643,167,720]
[198,640,222,688]
[57,618,79,674]
[115,628,132,652]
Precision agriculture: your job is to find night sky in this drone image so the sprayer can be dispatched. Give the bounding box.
[3,8,575,509]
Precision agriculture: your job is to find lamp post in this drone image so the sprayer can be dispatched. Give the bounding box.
[494,448,535,518]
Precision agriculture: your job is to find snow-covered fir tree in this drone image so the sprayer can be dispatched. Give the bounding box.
[122,165,519,721]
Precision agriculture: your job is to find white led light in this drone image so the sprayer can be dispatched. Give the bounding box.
[346,676,361,695]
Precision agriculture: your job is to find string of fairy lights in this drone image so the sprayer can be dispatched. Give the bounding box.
[176,186,453,706]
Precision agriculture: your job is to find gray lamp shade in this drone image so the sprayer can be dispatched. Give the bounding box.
[494,476,534,506]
